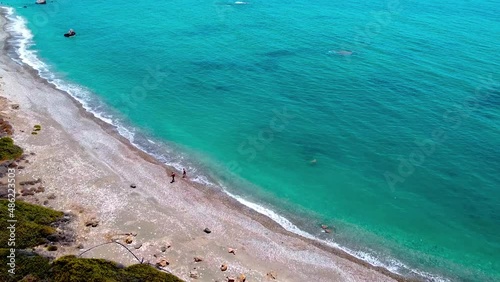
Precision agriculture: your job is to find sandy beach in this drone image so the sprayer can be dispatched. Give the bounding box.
[0,11,413,282]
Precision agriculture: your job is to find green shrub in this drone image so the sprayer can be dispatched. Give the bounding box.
[51,256,184,282]
[123,263,184,282]
[0,200,63,249]
[0,249,51,282]
[0,201,184,281]
[0,137,23,161]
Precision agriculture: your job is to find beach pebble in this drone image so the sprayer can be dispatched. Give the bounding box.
[11,104,19,110]
[203,228,211,234]
[194,256,203,262]
[130,184,137,188]
[237,274,246,282]
[161,246,168,252]
[324,229,331,233]
[321,224,328,229]
[228,248,236,255]
[156,258,169,267]
[266,271,277,280]
[220,264,228,271]
[227,277,236,282]
[125,236,133,244]
[84,217,99,227]
[76,243,84,249]
[189,270,199,279]
[134,243,142,249]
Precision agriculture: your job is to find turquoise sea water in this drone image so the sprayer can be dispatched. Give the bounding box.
[2,0,499,280]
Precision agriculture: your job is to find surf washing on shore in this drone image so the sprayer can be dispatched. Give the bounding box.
[1,0,499,280]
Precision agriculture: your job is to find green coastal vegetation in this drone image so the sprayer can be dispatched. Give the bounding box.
[0,137,23,161]
[0,124,182,281]
[0,200,183,281]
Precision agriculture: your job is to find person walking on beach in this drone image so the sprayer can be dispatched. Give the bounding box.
[182,168,187,179]
[170,172,176,183]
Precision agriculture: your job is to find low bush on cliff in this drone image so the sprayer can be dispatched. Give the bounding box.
[0,199,63,249]
[0,137,23,161]
[0,200,184,281]
[0,253,184,282]
[51,256,184,282]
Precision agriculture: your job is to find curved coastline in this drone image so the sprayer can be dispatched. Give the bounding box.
[0,6,442,282]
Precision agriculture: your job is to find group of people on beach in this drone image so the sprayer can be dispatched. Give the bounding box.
[170,168,187,183]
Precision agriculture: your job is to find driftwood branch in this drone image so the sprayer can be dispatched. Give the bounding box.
[78,240,143,264]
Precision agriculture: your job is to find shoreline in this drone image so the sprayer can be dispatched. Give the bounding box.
[0,7,422,282]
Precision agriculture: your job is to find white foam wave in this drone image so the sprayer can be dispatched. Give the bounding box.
[1,7,449,282]
[224,188,450,282]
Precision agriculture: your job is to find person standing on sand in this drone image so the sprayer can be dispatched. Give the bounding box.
[170,172,176,183]
[182,168,187,179]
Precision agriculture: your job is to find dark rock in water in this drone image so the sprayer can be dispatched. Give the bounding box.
[261,50,294,58]
[203,228,211,234]
[130,184,137,188]
[36,0,47,4]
